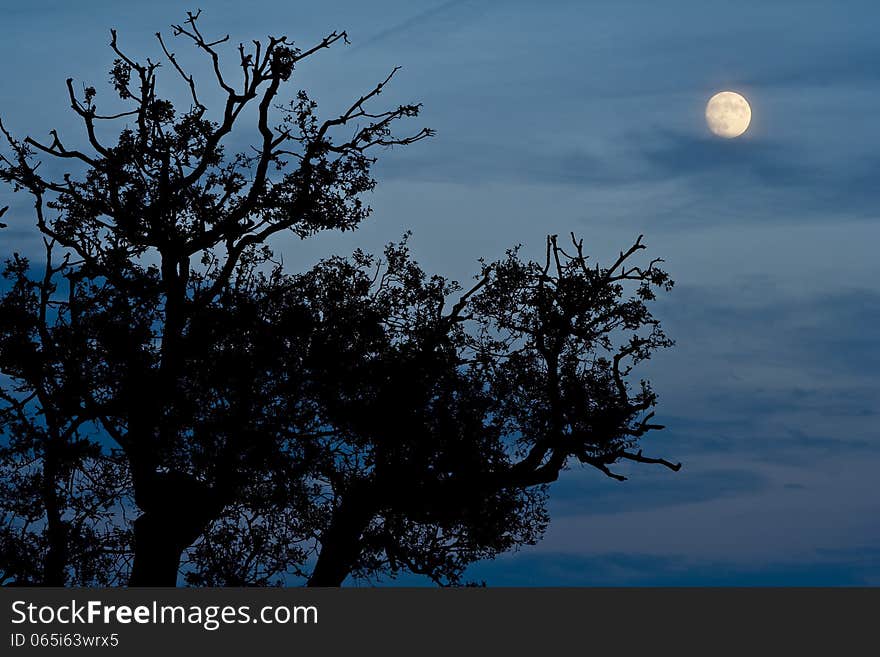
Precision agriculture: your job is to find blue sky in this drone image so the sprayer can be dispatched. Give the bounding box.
[1,0,878,585]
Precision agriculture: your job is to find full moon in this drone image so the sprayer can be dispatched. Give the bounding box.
[705,91,751,138]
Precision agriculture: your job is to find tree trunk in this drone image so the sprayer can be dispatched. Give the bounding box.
[42,491,67,586]
[42,436,67,586]
[128,471,224,587]
[129,513,182,586]
[307,494,375,587]
[129,509,213,586]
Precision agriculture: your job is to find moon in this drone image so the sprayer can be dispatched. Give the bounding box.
[705,91,752,138]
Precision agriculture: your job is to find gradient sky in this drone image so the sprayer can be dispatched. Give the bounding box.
[1,0,878,585]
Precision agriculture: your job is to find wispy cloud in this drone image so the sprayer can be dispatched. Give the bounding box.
[465,548,880,586]
[351,0,478,51]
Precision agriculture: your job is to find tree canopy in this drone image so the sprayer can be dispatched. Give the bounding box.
[0,11,679,587]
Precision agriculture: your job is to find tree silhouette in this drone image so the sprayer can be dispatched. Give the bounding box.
[0,242,132,586]
[0,13,679,587]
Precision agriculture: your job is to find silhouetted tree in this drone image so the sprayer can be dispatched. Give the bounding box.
[0,13,679,587]
[280,235,677,586]
[0,243,131,585]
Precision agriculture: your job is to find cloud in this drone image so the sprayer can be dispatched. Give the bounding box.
[643,283,880,467]
[741,44,880,89]
[548,466,768,517]
[373,119,879,227]
[637,131,812,186]
[657,284,880,385]
[463,548,880,586]
[351,0,477,51]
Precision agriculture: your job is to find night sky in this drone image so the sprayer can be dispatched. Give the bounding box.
[1,0,878,585]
